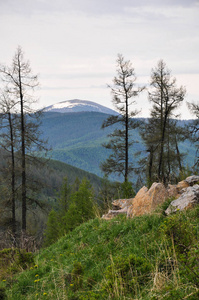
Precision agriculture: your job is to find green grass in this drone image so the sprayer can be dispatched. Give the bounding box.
[1,205,199,299]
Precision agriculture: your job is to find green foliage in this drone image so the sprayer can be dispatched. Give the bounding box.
[161,212,196,255]
[44,178,96,247]
[0,248,34,280]
[119,180,135,198]
[160,211,199,287]
[177,165,193,182]
[2,205,199,299]
[71,261,84,291]
[63,178,95,232]
[103,254,152,297]
[43,209,61,247]
[158,197,175,216]
[57,177,71,214]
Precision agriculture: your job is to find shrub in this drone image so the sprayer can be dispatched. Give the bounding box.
[0,248,34,276]
[71,261,84,291]
[103,254,152,297]
[160,211,199,287]
[161,213,195,255]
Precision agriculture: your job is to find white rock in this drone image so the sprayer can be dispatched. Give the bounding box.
[165,184,199,215]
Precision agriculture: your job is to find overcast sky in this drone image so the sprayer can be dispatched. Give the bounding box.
[0,0,198,119]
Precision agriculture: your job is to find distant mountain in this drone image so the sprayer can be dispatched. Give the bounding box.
[44,99,117,115]
[40,111,196,182]
[40,111,121,180]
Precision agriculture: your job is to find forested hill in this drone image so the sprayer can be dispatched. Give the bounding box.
[0,148,102,203]
[40,111,196,180]
[40,111,141,179]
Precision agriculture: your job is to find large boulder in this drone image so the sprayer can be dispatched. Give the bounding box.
[184,175,199,186]
[166,176,199,199]
[102,175,199,221]
[127,183,168,218]
[165,184,199,215]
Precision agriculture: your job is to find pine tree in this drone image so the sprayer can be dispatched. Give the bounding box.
[0,46,48,234]
[101,54,144,182]
[64,178,95,232]
[139,60,186,185]
[0,90,18,237]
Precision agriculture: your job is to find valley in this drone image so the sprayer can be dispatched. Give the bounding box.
[40,109,196,181]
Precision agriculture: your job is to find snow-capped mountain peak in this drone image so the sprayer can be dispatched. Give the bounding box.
[44,99,117,115]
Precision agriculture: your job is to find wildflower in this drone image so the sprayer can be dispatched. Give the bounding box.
[50,259,54,261]
[34,264,38,268]
[35,274,39,277]
[70,283,74,286]
[2,280,6,282]
[34,279,40,283]
[43,292,47,296]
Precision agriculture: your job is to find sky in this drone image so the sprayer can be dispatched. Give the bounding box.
[0,0,198,119]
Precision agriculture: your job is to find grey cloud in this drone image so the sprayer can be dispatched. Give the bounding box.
[1,0,198,16]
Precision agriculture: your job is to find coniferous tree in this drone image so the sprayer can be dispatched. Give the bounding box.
[101,54,144,183]
[64,178,95,232]
[44,178,96,246]
[139,60,186,185]
[0,89,19,238]
[0,46,48,234]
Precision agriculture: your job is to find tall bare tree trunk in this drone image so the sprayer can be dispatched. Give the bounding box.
[125,94,128,182]
[8,112,16,239]
[17,55,27,232]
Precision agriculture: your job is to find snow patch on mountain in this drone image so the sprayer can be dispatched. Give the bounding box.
[44,99,117,115]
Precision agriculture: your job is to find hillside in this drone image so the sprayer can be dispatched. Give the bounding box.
[40,111,197,181]
[0,153,103,240]
[1,205,199,299]
[42,158,103,198]
[0,150,103,202]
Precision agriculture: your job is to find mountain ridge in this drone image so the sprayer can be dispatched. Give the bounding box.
[44,99,117,115]
[40,111,196,181]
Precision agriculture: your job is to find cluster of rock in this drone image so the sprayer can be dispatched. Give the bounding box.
[102,175,199,220]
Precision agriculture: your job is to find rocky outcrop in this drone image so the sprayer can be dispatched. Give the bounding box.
[127,183,168,218]
[167,180,190,198]
[102,198,133,220]
[184,175,199,185]
[102,175,199,220]
[165,184,199,215]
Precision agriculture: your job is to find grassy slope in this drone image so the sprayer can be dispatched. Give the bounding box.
[1,205,199,300]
